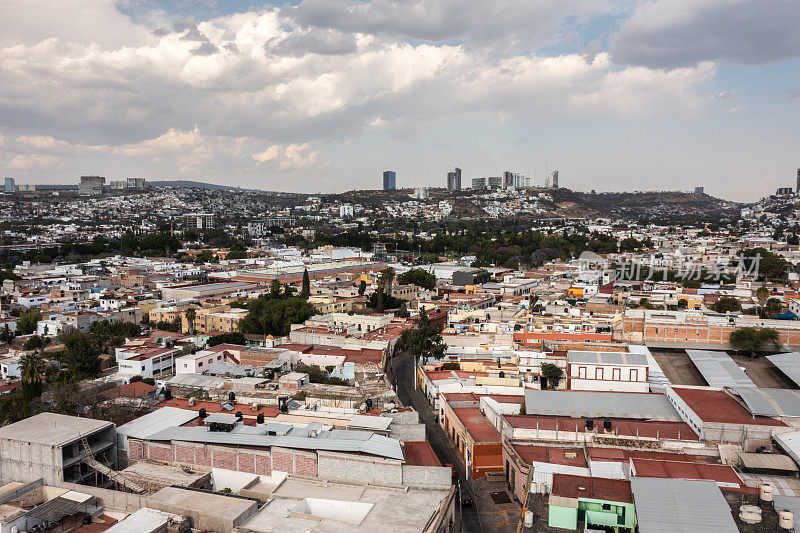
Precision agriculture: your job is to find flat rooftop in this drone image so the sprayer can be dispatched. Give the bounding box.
[0,413,112,446]
[451,407,502,443]
[239,476,451,533]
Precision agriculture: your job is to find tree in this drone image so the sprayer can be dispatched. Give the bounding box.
[184,307,197,334]
[60,331,102,378]
[239,295,317,337]
[301,269,311,299]
[19,351,46,414]
[713,296,741,313]
[0,325,13,344]
[740,248,789,280]
[17,310,42,335]
[270,279,282,298]
[378,267,396,293]
[765,297,784,318]
[755,286,770,309]
[23,335,44,351]
[540,362,564,389]
[207,332,247,346]
[400,308,446,360]
[397,268,436,290]
[358,280,367,296]
[440,362,460,370]
[729,327,781,359]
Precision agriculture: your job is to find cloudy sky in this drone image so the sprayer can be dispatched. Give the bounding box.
[0,0,798,200]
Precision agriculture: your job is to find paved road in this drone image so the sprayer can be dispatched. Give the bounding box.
[388,351,485,532]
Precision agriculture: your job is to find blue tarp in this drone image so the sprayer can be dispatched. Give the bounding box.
[774,311,798,320]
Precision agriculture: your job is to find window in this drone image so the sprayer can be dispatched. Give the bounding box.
[631,369,638,382]
[198,362,203,367]
[578,366,587,379]
[595,367,603,380]
[612,367,621,381]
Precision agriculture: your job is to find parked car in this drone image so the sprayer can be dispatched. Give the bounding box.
[458,489,473,507]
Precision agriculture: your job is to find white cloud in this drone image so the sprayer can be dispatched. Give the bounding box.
[7,153,64,170]
[0,0,726,189]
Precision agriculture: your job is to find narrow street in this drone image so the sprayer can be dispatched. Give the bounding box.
[389,350,500,533]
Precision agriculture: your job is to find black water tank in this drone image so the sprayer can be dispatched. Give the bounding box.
[365,398,373,410]
[585,418,594,430]
[257,413,264,424]
[603,417,612,431]
[499,371,505,378]
[229,391,236,403]
[235,411,243,419]
[198,408,207,419]
[164,388,172,400]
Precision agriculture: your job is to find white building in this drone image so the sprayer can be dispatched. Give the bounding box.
[116,345,179,380]
[567,351,649,393]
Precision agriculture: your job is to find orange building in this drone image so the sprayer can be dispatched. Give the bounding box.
[440,396,503,479]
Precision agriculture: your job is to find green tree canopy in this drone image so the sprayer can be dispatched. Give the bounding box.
[397,268,436,290]
[400,308,446,360]
[729,327,781,358]
[713,296,742,313]
[240,295,317,337]
[17,310,42,335]
[207,331,247,346]
[60,331,102,378]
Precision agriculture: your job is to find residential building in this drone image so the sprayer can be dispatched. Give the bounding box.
[183,212,215,230]
[3,178,14,194]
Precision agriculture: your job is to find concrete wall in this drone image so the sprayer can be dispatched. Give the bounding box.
[0,439,61,484]
[317,451,403,486]
[401,465,451,490]
[57,481,148,511]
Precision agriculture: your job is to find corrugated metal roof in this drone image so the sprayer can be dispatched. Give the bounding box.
[728,387,800,418]
[143,424,404,461]
[686,350,755,388]
[347,414,393,431]
[630,477,738,533]
[773,495,800,532]
[523,389,681,421]
[567,351,648,366]
[773,431,800,468]
[629,345,671,393]
[767,352,800,387]
[204,413,239,425]
[117,407,198,446]
[166,373,226,389]
[737,452,798,471]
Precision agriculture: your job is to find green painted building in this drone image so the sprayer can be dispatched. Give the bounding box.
[547,474,636,531]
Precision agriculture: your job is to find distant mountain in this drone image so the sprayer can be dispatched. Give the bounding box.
[149,180,268,192]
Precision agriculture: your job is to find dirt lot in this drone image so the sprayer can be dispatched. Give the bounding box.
[651,349,798,389]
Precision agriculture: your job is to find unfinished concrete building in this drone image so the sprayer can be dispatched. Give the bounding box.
[0,413,116,485]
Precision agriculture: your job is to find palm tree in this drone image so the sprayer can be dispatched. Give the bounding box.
[20,351,46,411]
[378,267,396,294]
[184,307,197,334]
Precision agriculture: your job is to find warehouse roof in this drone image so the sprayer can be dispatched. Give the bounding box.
[630,477,738,533]
[685,349,755,388]
[144,423,404,461]
[727,387,800,418]
[767,352,800,387]
[523,389,681,421]
[117,407,198,445]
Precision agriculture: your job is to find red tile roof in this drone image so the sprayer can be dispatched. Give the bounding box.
[513,445,587,468]
[631,458,746,491]
[505,415,699,441]
[159,398,280,420]
[403,441,442,467]
[451,407,502,443]
[551,474,633,503]
[671,387,787,426]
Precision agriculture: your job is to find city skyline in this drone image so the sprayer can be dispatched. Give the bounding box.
[0,0,799,201]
